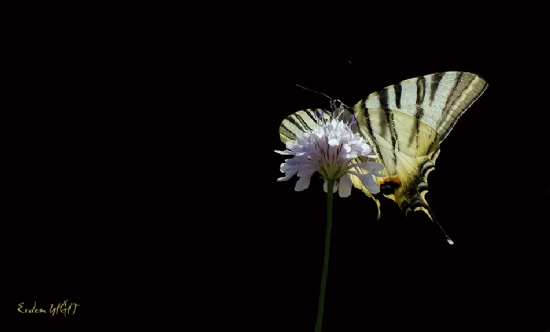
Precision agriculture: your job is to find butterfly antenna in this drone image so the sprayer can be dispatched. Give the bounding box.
[295,84,332,101]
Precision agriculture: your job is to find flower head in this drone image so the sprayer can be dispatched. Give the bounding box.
[276,107,384,197]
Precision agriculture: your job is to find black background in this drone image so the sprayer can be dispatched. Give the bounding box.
[4,3,550,331]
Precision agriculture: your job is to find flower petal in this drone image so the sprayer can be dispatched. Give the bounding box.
[338,174,353,197]
[295,171,314,191]
[274,149,294,155]
[351,161,385,177]
[349,171,380,194]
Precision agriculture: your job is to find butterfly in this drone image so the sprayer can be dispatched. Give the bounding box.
[279,72,488,244]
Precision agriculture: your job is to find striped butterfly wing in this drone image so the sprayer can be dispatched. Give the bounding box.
[352,72,488,234]
[279,72,488,242]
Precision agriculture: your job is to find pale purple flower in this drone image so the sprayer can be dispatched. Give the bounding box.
[276,109,384,197]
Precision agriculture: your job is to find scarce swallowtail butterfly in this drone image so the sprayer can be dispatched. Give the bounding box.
[279,71,488,244]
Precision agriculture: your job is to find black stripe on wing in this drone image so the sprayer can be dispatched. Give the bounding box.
[436,72,488,143]
[378,88,399,168]
[279,108,330,141]
[355,97,383,166]
[437,72,463,141]
[394,84,402,109]
[428,72,444,106]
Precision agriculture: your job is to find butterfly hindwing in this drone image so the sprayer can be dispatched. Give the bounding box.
[352,72,488,224]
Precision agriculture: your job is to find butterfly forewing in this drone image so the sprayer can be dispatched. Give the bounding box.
[280,109,329,144]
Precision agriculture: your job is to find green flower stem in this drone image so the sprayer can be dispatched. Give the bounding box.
[315,180,334,332]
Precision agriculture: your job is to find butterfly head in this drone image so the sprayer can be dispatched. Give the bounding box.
[329,99,342,112]
[328,99,358,133]
[329,99,352,114]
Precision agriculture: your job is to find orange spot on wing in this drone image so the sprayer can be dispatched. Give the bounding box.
[380,177,401,184]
